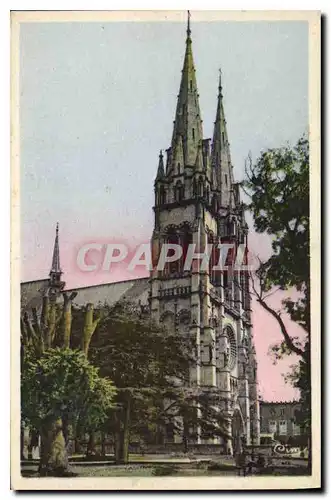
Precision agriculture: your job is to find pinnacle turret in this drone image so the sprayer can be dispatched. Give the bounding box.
[155,150,165,180]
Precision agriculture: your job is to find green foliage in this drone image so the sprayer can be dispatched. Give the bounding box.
[21,347,116,429]
[88,301,190,387]
[70,301,230,455]
[151,464,178,476]
[243,136,311,465]
[243,136,309,332]
[287,342,311,431]
[86,301,191,428]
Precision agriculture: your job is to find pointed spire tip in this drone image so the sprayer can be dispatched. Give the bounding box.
[187,10,191,37]
[218,67,223,93]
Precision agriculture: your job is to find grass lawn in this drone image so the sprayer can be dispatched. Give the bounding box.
[21,459,310,478]
[21,464,237,477]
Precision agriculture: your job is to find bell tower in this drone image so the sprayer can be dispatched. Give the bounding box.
[150,12,260,451]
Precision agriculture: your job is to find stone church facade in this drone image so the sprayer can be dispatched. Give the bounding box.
[21,16,260,454]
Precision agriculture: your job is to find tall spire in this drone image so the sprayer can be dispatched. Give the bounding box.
[169,10,203,170]
[50,223,62,277]
[211,68,234,207]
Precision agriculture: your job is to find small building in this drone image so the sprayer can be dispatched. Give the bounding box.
[260,401,306,446]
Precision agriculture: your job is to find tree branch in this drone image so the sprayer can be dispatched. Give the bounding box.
[256,295,306,360]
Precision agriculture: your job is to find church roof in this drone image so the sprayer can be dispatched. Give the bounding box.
[67,276,149,308]
[21,279,50,312]
[260,400,301,405]
[21,276,149,313]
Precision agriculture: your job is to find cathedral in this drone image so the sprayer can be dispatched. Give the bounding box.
[21,15,260,454]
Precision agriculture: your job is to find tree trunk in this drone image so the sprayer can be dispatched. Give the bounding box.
[28,428,39,460]
[20,424,25,460]
[86,431,97,457]
[156,424,165,445]
[38,417,72,477]
[62,414,70,446]
[183,418,189,454]
[74,437,81,455]
[73,421,83,455]
[307,429,312,474]
[114,429,123,464]
[101,432,106,458]
[122,398,131,463]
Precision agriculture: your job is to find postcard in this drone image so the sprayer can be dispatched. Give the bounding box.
[11,9,321,490]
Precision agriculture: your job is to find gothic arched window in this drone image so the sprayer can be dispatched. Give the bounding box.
[160,310,175,331]
[208,232,215,282]
[174,181,184,202]
[159,185,166,205]
[228,216,236,237]
[212,194,218,213]
[223,325,237,371]
[205,186,210,203]
[166,231,180,275]
[193,178,197,197]
[181,230,192,272]
[198,176,204,197]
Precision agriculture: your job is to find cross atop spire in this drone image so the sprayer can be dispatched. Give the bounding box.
[187,10,191,38]
[218,67,223,94]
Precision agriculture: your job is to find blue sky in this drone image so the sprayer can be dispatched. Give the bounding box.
[20,19,308,282]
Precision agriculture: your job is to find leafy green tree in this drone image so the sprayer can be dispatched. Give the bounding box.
[84,301,231,463]
[242,135,311,470]
[21,294,113,475]
[243,136,309,337]
[21,348,115,475]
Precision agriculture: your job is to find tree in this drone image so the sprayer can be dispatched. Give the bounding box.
[21,348,115,475]
[242,135,311,470]
[21,293,114,476]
